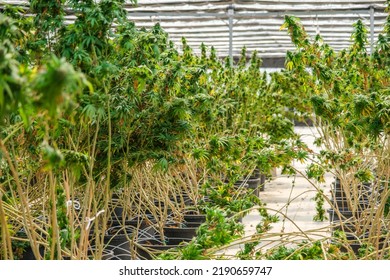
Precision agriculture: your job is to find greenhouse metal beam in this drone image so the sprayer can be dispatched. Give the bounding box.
[228,5,234,65]
[127,17,387,27]
[370,6,375,54]
[134,24,381,35]
[125,7,386,18]
[127,17,385,30]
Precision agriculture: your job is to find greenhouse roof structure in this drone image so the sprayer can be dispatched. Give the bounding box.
[1,0,388,67]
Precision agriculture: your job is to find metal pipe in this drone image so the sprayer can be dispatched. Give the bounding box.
[228,5,234,65]
[370,6,375,54]
[122,8,386,19]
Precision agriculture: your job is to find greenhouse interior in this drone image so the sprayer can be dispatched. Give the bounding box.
[0,0,389,260]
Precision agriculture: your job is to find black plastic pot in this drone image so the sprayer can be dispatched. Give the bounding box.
[136,237,191,260]
[108,215,155,229]
[330,199,371,212]
[332,179,372,198]
[163,226,198,240]
[333,177,371,187]
[327,208,364,222]
[251,168,261,179]
[234,177,262,196]
[233,181,249,188]
[102,232,133,260]
[87,248,118,260]
[328,207,363,233]
[332,232,389,255]
[328,177,379,252]
[331,233,365,254]
[329,178,373,216]
[169,195,194,206]
[331,188,372,202]
[109,198,179,222]
[163,213,206,231]
[100,224,156,260]
[20,245,45,260]
[183,214,206,225]
[16,229,46,260]
[247,177,261,188]
[293,117,314,127]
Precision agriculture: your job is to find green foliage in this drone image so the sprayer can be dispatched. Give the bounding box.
[313,188,327,222]
[236,242,261,260]
[30,0,65,33]
[0,14,25,122]
[306,163,326,183]
[40,141,64,170]
[193,208,243,254]
[33,56,91,118]
[200,181,259,216]
[280,15,310,48]
[265,241,327,260]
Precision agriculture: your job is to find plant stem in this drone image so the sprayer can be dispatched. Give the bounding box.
[0,139,41,259]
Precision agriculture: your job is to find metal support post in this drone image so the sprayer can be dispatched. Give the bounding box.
[228,5,234,65]
[370,6,375,55]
